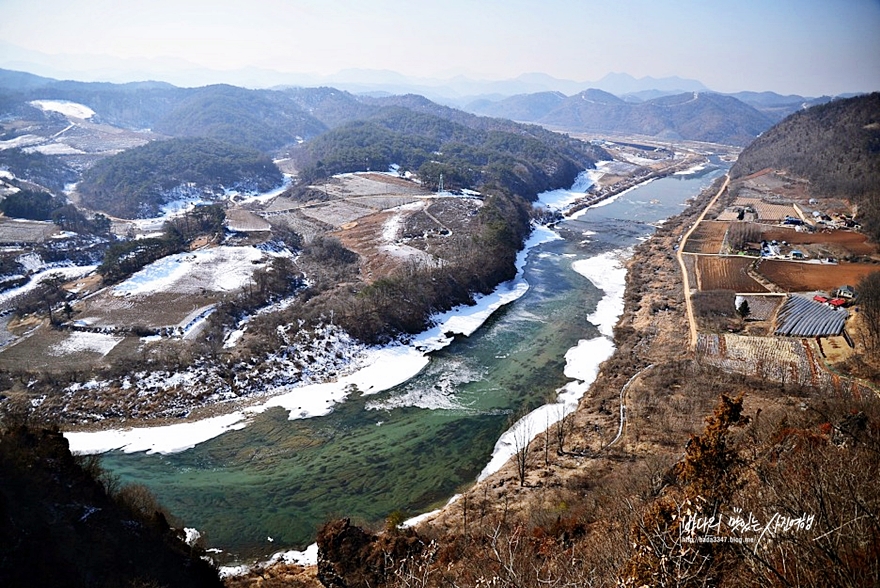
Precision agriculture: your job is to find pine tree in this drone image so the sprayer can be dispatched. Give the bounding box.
[736,299,751,320]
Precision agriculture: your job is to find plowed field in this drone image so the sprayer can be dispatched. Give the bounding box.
[695,256,768,293]
[760,227,876,256]
[757,260,879,292]
[683,221,729,254]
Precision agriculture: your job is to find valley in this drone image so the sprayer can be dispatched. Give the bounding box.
[0,69,877,587]
[0,89,722,431]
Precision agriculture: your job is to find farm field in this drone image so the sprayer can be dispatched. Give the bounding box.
[0,246,282,371]
[0,217,61,243]
[0,326,130,372]
[695,255,768,293]
[757,259,879,292]
[760,227,876,256]
[734,294,784,321]
[335,197,484,283]
[298,200,376,228]
[260,209,330,242]
[259,173,431,235]
[731,196,799,222]
[73,290,217,332]
[682,221,729,254]
[696,334,835,389]
[321,173,430,198]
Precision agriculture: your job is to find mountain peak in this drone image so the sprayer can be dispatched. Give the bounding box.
[595,72,708,94]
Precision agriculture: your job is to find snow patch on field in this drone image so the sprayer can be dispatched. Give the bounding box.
[27,143,88,155]
[48,332,123,357]
[112,247,271,296]
[0,265,96,307]
[0,134,44,150]
[29,99,96,120]
[379,202,433,261]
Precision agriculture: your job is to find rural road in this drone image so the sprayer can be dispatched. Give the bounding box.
[676,174,730,349]
[606,364,655,449]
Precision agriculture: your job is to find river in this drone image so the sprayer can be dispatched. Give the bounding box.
[97,160,727,563]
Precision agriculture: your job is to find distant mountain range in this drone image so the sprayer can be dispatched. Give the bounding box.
[0,43,708,99]
[2,43,807,106]
[464,89,830,146]
[0,68,608,215]
[0,66,843,152]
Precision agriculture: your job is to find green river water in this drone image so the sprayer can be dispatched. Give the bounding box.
[100,163,727,562]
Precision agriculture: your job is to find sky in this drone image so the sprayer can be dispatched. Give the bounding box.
[1,0,879,96]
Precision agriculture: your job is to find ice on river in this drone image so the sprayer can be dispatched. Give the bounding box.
[478,247,630,481]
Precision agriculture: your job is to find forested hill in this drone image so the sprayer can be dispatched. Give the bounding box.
[0,75,329,152]
[1,70,606,193]
[0,424,223,587]
[77,137,282,217]
[1,68,611,220]
[291,95,610,200]
[152,85,328,152]
[731,92,880,241]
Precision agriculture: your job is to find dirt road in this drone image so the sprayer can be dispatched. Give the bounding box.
[676,174,730,348]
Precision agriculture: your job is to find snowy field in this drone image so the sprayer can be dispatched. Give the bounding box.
[0,265,96,308]
[112,246,278,297]
[29,99,96,120]
[48,332,123,357]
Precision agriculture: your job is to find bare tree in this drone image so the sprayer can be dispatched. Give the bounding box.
[512,419,532,487]
[856,271,880,353]
[726,221,761,252]
[553,403,572,454]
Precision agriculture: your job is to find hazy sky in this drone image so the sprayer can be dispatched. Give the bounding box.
[2,0,879,95]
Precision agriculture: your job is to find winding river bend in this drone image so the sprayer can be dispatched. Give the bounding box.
[99,161,727,562]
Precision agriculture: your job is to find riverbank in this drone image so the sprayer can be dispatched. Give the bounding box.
[406,175,724,534]
[223,168,732,585]
[61,154,706,452]
[58,155,725,574]
[64,226,561,455]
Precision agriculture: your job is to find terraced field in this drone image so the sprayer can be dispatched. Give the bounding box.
[0,218,60,243]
